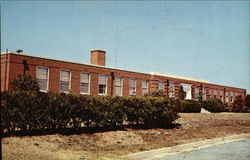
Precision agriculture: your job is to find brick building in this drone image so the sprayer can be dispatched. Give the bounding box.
[1,50,247,105]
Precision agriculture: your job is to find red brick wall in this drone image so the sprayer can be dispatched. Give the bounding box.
[1,54,8,91]
[91,50,106,66]
[1,53,247,105]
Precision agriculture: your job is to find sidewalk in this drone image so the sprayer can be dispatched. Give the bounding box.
[124,133,250,160]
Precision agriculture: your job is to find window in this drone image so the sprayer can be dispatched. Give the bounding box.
[129,78,136,96]
[60,70,71,93]
[225,91,229,103]
[230,92,234,102]
[80,72,90,94]
[169,82,175,97]
[142,80,148,96]
[99,74,107,95]
[115,77,122,96]
[214,89,217,98]
[36,67,48,91]
[209,89,212,98]
[195,88,199,98]
[230,92,234,97]
[159,81,164,91]
[220,90,223,96]
[235,92,238,97]
[220,90,224,102]
[202,87,206,100]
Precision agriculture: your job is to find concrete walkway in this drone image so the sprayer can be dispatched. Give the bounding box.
[124,133,250,160]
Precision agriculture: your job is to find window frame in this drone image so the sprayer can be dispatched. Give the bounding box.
[60,69,71,93]
[169,82,175,98]
[98,74,107,95]
[80,72,90,95]
[142,80,148,96]
[36,66,49,92]
[158,81,164,91]
[115,76,123,96]
[129,78,136,96]
[214,89,217,98]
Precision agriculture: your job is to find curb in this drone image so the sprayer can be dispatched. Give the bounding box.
[124,133,250,160]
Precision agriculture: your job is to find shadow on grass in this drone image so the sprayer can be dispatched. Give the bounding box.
[1,123,181,138]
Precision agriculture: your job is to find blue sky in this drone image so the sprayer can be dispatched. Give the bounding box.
[1,1,249,93]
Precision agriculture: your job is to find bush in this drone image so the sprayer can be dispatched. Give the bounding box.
[1,91,179,135]
[179,86,186,100]
[201,98,229,113]
[246,95,250,108]
[239,106,250,113]
[232,95,244,112]
[11,74,40,92]
[179,99,201,113]
[144,90,167,98]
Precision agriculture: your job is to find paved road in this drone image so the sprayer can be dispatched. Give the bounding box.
[160,139,250,160]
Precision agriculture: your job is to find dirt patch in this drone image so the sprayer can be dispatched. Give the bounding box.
[2,113,250,160]
[95,131,146,147]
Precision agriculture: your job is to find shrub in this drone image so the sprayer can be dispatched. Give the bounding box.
[239,106,250,113]
[201,98,229,113]
[179,86,186,100]
[246,94,250,108]
[11,74,40,92]
[1,91,179,135]
[232,95,244,112]
[179,99,201,113]
[144,90,167,98]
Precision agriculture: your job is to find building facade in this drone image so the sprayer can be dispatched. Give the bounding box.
[1,50,247,105]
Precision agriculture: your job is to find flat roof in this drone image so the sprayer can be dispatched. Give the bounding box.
[1,52,246,91]
[150,72,209,83]
[1,52,150,76]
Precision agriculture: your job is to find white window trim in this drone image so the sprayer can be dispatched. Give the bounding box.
[169,82,175,97]
[98,74,108,95]
[115,76,123,96]
[158,81,164,91]
[36,66,49,92]
[214,89,217,95]
[142,80,148,95]
[129,78,136,96]
[60,69,71,93]
[80,72,90,95]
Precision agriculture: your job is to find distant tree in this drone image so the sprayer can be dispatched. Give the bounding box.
[232,95,244,112]
[198,90,203,102]
[179,86,186,100]
[246,94,250,108]
[11,74,40,92]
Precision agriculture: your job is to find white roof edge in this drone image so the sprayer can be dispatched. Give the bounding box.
[150,72,209,83]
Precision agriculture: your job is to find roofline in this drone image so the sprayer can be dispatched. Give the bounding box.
[1,52,246,91]
[150,72,209,83]
[1,52,150,76]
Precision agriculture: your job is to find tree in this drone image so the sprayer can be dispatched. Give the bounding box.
[11,74,40,92]
[179,86,186,100]
[246,94,250,108]
[232,95,244,112]
[198,90,203,102]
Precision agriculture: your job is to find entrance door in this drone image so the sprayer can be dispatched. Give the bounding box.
[180,83,192,99]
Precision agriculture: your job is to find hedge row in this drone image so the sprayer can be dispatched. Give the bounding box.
[201,98,229,113]
[178,99,202,113]
[1,91,179,133]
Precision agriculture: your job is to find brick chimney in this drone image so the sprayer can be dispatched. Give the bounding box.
[90,50,106,66]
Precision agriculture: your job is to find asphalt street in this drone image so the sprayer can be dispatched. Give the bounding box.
[161,139,250,160]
